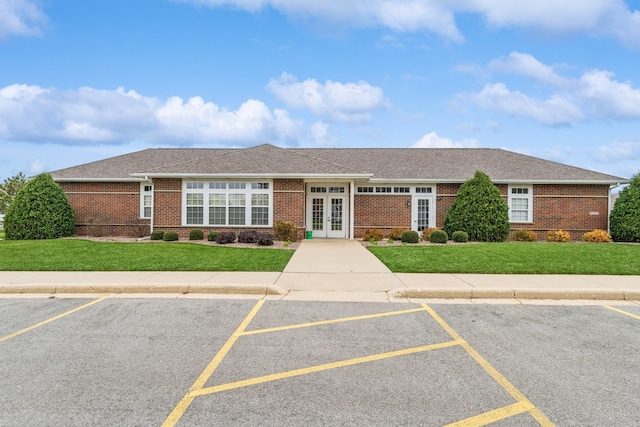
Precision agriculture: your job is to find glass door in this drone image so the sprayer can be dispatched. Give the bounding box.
[311,197,325,237]
[412,196,432,232]
[327,197,346,238]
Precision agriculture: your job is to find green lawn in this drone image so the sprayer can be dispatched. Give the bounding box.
[368,242,640,274]
[0,239,294,271]
[0,230,4,239]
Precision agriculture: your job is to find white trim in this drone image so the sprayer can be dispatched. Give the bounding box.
[181,179,273,227]
[508,185,533,223]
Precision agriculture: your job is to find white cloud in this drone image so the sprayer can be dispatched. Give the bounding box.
[468,83,584,126]
[0,83,301,145]
[266,72,386,123]
[461,53,640,125]
[177,0,640,48]
[412,131,479,148]
[489,52,570,88]
[307,121,337,146]
[593,140,640,163]
[0,0,47,39]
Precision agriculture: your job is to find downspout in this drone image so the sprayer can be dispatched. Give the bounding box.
[146,176,154,235]
[350,181,355,240]
[608,183,621,234]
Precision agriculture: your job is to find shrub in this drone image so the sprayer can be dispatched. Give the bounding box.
[207,231,218,241]
[150,231,164,240]
[215,231,236,244]
[429,229,448,244]
[610,172,640,242]
[451,231,468,243]
[163,231,179,241]
[545,230,570,242]
[238,230,260,243]
[4,173,75,240]
[401,230,420,243]
[273,221,298,242]
[421,227,438,241]
[362,229,384,242]
[257,232,274,246]
[514,229,536,242]
[189,229,204,240]
[389,227,408,241]
[444,171,510,242]
[582,229,612,243]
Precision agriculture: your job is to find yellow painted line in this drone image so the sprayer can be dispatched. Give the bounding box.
[444,401,534,427]
[0,297,107,343]
[241,307,426,336]
[604,305,640,320]
[421,304,555,427]
[191,340,461,397]
[162,299,264,427]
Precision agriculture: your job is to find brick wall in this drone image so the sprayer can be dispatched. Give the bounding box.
[273,179,306,240]
[60,182,149,237]
[353,194,412,238]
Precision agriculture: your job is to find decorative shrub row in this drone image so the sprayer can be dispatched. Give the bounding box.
[429,229,448,244]
[582,229,611,242]
[514,229,536,242]
[545,230,570,242]
[451,231,468,243]
[215,231,237,244]
[273,221,298,242]
[401,230,420,243]
[389,227,408,241]
[189,229,204,240]
[421,228,438,241]
[163,232,179,241]
[362,229,385,242]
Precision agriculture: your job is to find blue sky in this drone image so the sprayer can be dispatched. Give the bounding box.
[1,0,640,183]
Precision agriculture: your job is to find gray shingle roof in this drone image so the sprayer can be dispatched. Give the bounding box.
[49,144,627,183]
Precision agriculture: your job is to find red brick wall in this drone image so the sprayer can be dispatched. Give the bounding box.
[273,179,306,240]
[153,179,182,228]
[353,195,412,238]
[60,182,149,237]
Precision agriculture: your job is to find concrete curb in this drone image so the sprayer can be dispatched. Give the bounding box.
[0,283,286,296]
[394,288,633,300]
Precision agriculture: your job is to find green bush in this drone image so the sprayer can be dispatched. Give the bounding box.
[429,229,448,243]
[362,229,384,242]
[238,230,260,243]
[610,172,640,242]
[215,231,236,244]
[4,173,75,240]
[444,171,510,242]
[273,221,298,242]
[207,231,218,241]
[451,231,468,243]
[189,229,204,240]
[401,230,420,243]
[163,232,179,241]
[150,230,164,240]
[257,232,274,246]
[388,227,407,241]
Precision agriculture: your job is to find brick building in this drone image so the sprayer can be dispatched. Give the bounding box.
[50,144,627,240]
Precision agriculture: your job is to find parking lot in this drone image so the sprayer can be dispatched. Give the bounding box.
[1,297,639,426]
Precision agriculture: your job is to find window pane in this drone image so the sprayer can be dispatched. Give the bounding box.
[229,207,246,225]
[187,207,203,224]
[186,193,203,205]
[228,182,246,189]
[512,198,528,210]
[251,182,269,189]
[143,207,151,217]
[251,207,269,225]
[511,210,528,221]
[186,182,204,189]
[229,194,245,206]
[209,182,226,189]
[210,194,226,206]
[209,207,225,225]
[252,194,268,206]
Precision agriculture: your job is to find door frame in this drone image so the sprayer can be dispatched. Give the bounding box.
[411,195,435,232]
[305,184,349,239]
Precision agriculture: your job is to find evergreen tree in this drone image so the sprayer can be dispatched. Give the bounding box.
[610,172,640,242]
[4,173,75,240]
[444,170,510,242]
[0,172,28,215]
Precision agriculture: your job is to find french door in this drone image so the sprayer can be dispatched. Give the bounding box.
[412,196,434,232]
[308,195,347,238]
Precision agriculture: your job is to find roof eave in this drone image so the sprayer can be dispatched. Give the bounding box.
[52,177,147,182]
[130,173,373,179]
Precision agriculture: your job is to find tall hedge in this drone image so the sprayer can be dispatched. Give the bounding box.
[4,173,76,240]
[444,170,510,242]
[610,172,640,242]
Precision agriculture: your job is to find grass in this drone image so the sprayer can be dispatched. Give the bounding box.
[0,239,294,271]
[0,230,4,239]
[368,242,640,275]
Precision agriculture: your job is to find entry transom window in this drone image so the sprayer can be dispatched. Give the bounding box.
[140,184,153,218]
[183,180,272,227]
[508,185,533,223]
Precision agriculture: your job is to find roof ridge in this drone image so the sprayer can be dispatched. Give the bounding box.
[281,145,369,174]
[139,147,236,173]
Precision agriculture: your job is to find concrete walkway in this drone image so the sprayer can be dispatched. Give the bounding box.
[1,239,639,303]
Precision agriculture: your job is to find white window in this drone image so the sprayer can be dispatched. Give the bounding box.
[140,184,153,218]
[183,181,272,227]
[509,185,533,223]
